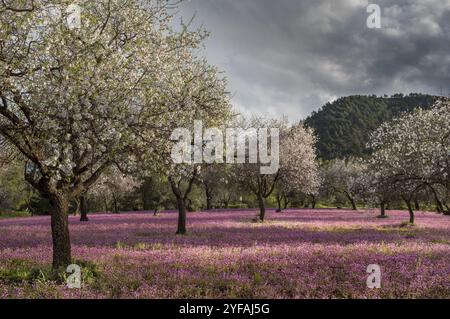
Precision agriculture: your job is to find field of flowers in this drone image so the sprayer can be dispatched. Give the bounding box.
[0,209,449,299]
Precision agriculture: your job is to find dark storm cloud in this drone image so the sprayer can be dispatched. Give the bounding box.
[179,0,450,121]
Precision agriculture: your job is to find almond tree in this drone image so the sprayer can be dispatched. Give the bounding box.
[0,0,215,268]
[349,160,398,218]
[276,122,320,212]
[144,57,232,234]
[368,99,450,223]
[321,158,365,210]
[216,168,238,208]
[201,163,237,209]
[199,164,226,210]
[232,117,284,221]
[167,164,200,234]
[433,185,449,215]
[138,174,171,215]
[167,117,231,235]
[234,118,319,221]
[88,166,139,214]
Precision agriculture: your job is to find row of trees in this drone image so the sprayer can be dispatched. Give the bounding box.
[4,99,447,222]
[0,0,321,269]
[1,0,448,270]
[150,116,319,234]
[317,100,450,223]
[0,0,233,268]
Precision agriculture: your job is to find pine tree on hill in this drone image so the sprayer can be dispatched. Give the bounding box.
[305,93,439,160]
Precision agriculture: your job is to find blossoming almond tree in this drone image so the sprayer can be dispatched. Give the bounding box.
[0,0,217,268]
[234,118,319,222]
[141,57,232,235]
[320,158,366,210]
[198,163,228,210]
[167,164,200,234]
[368,99,450,223]
[88,166,139,214]
[276,122,320,212]
[349,160,398,218]
[166,110,232,235]
[197,163,236,209]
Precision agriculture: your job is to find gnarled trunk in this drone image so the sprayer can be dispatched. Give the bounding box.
[429,186,444,214]
[404,198,415,224]
[414,200,420,211]
[176,197,187,235]
[80,195,89,222]
[103,198,109,212]
[222,193,231,209]
[310,194,316,209]
[345,192,357,210]
[142,192,151,211]
[205,187,213,210]
[49,194,71,269]
[435,201,443,213]
[283,194,289,210]
[257,194,266,222]
[276,193,282,212]
[443,203,450,216]
[112,194,119,214]
[169,172,198,235]
[380,201,386,217]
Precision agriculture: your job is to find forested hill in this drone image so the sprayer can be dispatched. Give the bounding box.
[305,93,440,160]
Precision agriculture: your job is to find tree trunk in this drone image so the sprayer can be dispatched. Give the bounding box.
[380,201,386,217]
[283,195,289,210]
[49,194,71,269]
[223,193,231,209]
[205,188,213,210]
[429,186,444,214]
[176,197,187,235]
[257,194,266,222]
[113,195,118,214]
[186,198,194,212]
[345,192,357,210]
[80,195,89,222]
[169,173,197,235]
[142,192,151,211]
[443,203,450,216]
[276,194,282,213]
[414,200,420,211]
[404,198,414,224]
[103,198,109,212]
[310,195,316,209]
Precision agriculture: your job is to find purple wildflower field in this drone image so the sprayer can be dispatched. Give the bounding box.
[0,209,449,299]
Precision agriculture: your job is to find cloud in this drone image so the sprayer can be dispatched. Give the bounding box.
[179,0,450,121]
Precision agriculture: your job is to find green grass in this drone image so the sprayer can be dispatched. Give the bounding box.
[0,211,32,219]
[0,259,101,287]
[314,203,364,209]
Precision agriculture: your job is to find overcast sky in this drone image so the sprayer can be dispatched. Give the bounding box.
[178,0,450,121]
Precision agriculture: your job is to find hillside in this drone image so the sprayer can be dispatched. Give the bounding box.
[305,93,440,160]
